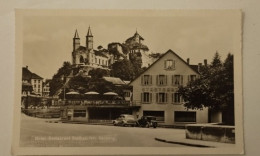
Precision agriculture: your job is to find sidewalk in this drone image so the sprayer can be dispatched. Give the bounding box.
[154,133,236,148]
[46,119,114,126]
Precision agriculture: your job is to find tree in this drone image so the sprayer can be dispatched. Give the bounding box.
[97,45,103,50]
[88,68,109,79]
[178,52,234,125]
[49,61,72,96]
[68,75,91,94]
[110,59,135,81]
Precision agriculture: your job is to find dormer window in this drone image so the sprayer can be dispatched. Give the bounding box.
[165,59,175,70]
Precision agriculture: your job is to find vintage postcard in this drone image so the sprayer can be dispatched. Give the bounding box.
[12,9,243,155]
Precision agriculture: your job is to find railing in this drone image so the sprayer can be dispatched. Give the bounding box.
[63,100,142,106]
[65,99,141,106]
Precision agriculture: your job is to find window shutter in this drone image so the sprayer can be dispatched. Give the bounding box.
[164,60,167,69]
[172,75,174,85]
[141,75,143,85]
[149,75,152,85]
[156,75,158,85]
[149,93,152,103]
[180,75,183,85]
[165,93,168,103]
[173,60,175,69]
[141,93,143,103]
[165,75,167,85]
[156,93,158,103]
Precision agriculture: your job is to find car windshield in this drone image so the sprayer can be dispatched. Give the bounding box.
[125,115,135,120]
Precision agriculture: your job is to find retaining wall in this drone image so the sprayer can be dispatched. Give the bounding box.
[185,124,235,144]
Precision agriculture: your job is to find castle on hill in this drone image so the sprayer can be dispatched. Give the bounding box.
[71,27,158,75]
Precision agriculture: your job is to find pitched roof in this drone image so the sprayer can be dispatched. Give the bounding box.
[87,26,93,37]
[22,67,32,81]
[125,31,144,43]
[22,67,43,80]
[103,77,126,85]
[129,49,200,85]
[94,50,109,58]
[31,73,43,79]
[76,46,86,51]
[189,65,199,73]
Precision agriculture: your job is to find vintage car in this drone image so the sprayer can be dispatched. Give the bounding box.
[136,116,158,128]
[112,114,136,126]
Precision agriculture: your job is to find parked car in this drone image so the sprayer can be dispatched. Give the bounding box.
[136,116,158,128]
[113,114,136,126]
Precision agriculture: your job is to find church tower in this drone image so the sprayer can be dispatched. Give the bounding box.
[86,26,93,50]
[73,29,80,51]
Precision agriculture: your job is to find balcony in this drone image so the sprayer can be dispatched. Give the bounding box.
[62,100,141,108]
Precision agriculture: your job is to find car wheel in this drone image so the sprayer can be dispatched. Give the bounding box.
[153,123,157,128]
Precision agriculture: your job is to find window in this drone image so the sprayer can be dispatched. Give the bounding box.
[124,91,130,97]
[38,89,40,92]
[141,92,152,103]
[189,75,197,82]
[73,110,86,117]
[143,111,165,122]
[156,93,168,103]
[172,75,183,86]
[165,60,175,69]
[157,75,167,85]
[174,111,196,122]
[102,60,104,65]
[173,93,182,103]
[95,58,97,63]
[38,80,40,83]
[141,75,152,85]
[38,85,40,88]
[34,84,36,88]
[34,80,36,83]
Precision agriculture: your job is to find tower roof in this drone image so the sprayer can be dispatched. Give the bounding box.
[87,26,93,37]
[74,29,79,38]
[125,30,144,43]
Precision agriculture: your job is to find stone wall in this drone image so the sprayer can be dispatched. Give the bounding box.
[186,124,235,144]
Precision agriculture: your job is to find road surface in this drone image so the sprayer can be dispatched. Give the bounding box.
[20,113,186,147]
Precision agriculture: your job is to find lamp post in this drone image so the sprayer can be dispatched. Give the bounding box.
[61,75,66,105]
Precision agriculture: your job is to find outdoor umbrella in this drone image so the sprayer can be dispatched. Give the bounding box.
[84,91,99,95]
[103,92,118,96]
[66,91,80,95]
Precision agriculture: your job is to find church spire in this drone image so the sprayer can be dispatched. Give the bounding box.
[74,29,79,38]
[73,29,80,51]
[87,26,93,37]
[86,26,93,50]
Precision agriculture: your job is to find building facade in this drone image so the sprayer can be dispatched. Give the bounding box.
[71,27,114,72]
[129,50,208,125]
[22,66,43,96]
[42,79,51,97]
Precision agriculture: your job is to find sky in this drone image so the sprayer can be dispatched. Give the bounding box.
[22,10,241,79]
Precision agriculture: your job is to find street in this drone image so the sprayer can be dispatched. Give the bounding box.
[20,113,187,147]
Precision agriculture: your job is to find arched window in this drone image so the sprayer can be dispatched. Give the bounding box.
[80,55,84,63]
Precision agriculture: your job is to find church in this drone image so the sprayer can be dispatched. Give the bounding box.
[71,27,156,74]
[71,27,114,73]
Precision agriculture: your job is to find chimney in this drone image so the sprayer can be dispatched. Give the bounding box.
[204,59,207,66]
[198,63,202,72]
[187,58,190,65]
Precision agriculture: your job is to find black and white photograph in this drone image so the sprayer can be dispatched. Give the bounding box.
[12,10,243,155]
